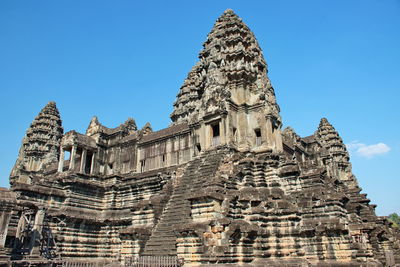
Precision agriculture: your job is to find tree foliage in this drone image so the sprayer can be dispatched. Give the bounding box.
[388,213,400,229]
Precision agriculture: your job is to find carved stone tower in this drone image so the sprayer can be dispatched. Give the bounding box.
[171,9,282,152]
[10,101,63,184]
[315,118,358,189]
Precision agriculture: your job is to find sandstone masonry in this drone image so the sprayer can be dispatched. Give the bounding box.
[0,9,399,267]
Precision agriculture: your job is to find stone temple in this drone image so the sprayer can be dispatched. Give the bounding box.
[0,9,399,267]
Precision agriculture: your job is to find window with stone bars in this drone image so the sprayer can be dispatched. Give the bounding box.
[140,160,145,172]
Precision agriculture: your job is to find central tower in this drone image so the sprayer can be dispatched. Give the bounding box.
[171,9,282,152]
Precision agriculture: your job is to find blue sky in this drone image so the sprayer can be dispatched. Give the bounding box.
[0,0,399,215]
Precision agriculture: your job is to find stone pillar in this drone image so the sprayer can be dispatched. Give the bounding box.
[225,114,232,145]
[69,145,77,171]
[203,124,209,149]
[220,118,226,145]
[274,125,283,152]
[188,132,194,160]
[0,189,16,249]
[90,152,96,175]
[237,109,250,151]
[58,148,65,173]
[29,209,45,256]
[0,211,8,248]
[165,140,170,166]
[137,148,142,172]
[14,213,26,244]
[80,148,87,173]
[117,147,122,174]
[265,115,283,152]
[265,116,273,149]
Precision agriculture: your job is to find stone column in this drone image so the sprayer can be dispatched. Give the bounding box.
[0,193,15,249]
[69,145,77,171]
[220,119,226,145]
[265,115,273,149]
[90,152,96,175]
[14,213,26,243]
[274,125,283,152]
[29,209,45,256]
[137,148,142,172]
[188,132,194,160]
[80,148,87,174]
[58,148,65,173]
[237,109,249,151]
[264,115,283,152]
[178,136,182,164]
[225,114,231,145]
[203,124,209,149]
[166,139,172,166]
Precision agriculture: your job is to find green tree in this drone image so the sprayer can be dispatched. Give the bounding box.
[388,213,400,229]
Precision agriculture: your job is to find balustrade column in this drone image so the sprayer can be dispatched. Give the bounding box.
[265,115,273,148]
[58,148,65,172]
[90,152,96,175]
[69,145,77,171]
[0,210,12,248]
[80,149,87,173]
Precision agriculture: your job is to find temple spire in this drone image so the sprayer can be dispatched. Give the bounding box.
[316,118,348,156]
[315,118,358,188]
[171,9,280,125]
[10,101,63,183]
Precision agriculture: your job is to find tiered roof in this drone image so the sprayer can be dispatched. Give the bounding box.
[315,118,349,161]
[10,101,63,179]
[23,101,63,158]
[171,9,280,123]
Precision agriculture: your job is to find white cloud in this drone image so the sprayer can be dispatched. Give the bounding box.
[346,141,391,159]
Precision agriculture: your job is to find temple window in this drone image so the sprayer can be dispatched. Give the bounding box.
[85,152,93,174]
[161,154,166,167]
[255,129,261,146]
[64,150,71,161]
[196,144,202,153]
[211,123,220,146]
[140,160,145,172]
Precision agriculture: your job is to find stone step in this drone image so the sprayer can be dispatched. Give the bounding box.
[143,150,225,256]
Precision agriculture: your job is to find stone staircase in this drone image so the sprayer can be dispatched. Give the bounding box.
[143,149,226,256]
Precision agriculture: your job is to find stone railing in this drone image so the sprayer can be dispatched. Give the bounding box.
[61,262,96,267]
[125,256,184,267]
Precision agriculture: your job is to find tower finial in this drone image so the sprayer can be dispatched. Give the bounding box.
[319,117,330,127]
[223,8,235,15]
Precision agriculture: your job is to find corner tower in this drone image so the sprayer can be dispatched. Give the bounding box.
[315,118,358,189]
[10,101,63,184]
[171,9,282,152]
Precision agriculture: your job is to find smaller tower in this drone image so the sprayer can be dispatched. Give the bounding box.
[315,118,358,188]
[10,102,63,184]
